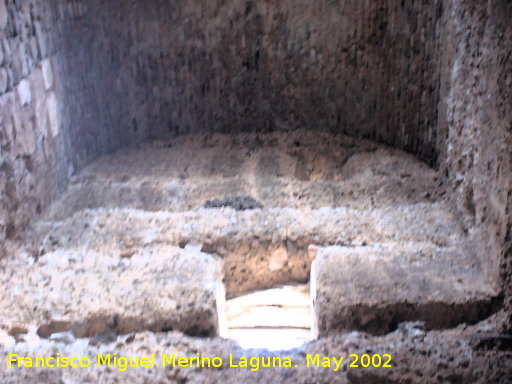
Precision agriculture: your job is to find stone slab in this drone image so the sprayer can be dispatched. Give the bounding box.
[0,245,226,338]
[311,244,500,337]
[31,203,464,296]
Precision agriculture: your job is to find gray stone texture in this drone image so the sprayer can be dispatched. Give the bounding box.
[0,245,226,338]
[0,0,511,381]
[0,0,67,252]
[0,0,449,253]
[311,244,499,337]
[439,0,512,311]
[64,0,444,166]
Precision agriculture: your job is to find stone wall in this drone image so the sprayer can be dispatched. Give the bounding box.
[442,0,512,305]
[69,0,446,166]
[2,0,511,315]
[0,0,67,249]
[54,0,148,171]
[0,0,139,250]
[0,0,451,248]
[61,0,510,319]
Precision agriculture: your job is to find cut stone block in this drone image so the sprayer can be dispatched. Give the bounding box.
[32,202,464,296]
[42,131,441,221]
[311,244,500,337]
[0,245,226,338]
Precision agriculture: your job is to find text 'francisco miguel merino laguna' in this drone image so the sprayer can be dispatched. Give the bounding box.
[8,352,392,372]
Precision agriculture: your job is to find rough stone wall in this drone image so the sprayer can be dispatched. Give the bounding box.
[54,0,148,170]
[0,0,123,251]
[2,0,511,316]
[442,0,512,309]
[0,0,449,252]
[0,0,68,250]
[72,0,446,166]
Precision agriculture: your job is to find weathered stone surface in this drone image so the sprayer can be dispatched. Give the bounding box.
[0,245,226,338]
[311,244,500,337]
[62,0,445,166]
[1,315,511,384]
[0,1,510,383]
[45,92,59,137]
[16,79,31,105]
[439,0,512,309]
[203,195,263,211]
[43,131,442,220]
[41,59,53,90]
[23,131,455,298]
[0,1,7,30]
[31,201,464,297]
[0,0,70,252]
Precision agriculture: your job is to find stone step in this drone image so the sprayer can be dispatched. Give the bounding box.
[45,131,439,220]
[30,203,464,296]
[310,244,501,337]
[0,245,226,339]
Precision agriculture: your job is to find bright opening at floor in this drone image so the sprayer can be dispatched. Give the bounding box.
[225,284,312,351]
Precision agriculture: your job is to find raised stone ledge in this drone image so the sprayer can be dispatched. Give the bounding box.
[0,245,226,339]
[311,244,501,337]
[31,203,465,295]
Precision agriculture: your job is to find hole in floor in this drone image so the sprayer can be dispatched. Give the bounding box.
[224,284,312,350]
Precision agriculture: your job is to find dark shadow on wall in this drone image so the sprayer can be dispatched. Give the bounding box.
[57,0,447,169]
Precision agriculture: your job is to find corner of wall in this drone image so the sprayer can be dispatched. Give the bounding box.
[442,0,512,306]
[0,0,71,252]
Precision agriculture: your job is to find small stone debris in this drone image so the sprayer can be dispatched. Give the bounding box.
[203,195,263,211]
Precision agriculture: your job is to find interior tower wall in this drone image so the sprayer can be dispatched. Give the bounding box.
[441,0,512,304]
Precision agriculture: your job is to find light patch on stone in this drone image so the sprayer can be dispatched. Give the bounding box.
[35,95,48,137]
[216,281,228,338]
[184,242,203,252]
[0,1,7,30]
[17,79,32,106]
[46,92,59,137]
[0,68,8,93]
[42,59,53,90]
[269,246,288,271]
[20,121,36,155]
[0,329,15,349]
[11,110,35,155]
[67,162,75,178]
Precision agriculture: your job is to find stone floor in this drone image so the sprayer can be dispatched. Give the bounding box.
[0,131,510,383]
